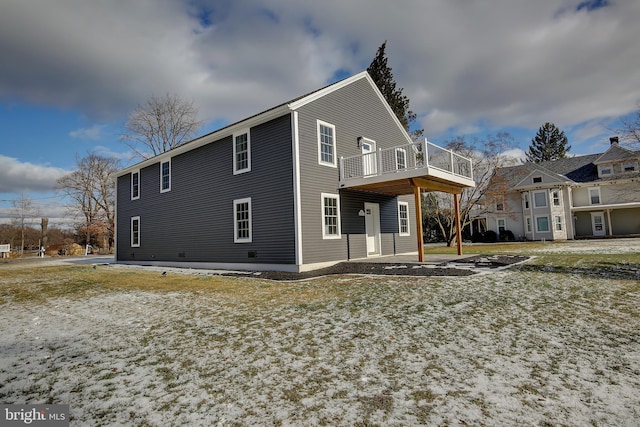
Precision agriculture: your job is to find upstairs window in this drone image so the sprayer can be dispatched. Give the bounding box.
[589,187,601,205]
[233,130,251,174]
[533,176,542,183]
[600,166,612,176]
[398,202,410,236]
[160,160,171,193]
[131,171,140,200]
[523,193,530,209]
[624,162,636,172]
[233,198,252,243]
[395,148,407,170]
[552,190,561,206]
[533,190,547,208]
[317,121,336,167]
[496,196,505,211]
[321,193,341,239]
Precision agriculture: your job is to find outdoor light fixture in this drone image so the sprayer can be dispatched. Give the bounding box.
[357,136,363,148]
[358,209,366,217]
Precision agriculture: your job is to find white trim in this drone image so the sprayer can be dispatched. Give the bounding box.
[131,170,140,200]
[321,193,341,239]
[317,120,337,167]
[160,159,171,193]
[398,201,410,236]
[535,215,550,233]
[233,129,251,175]
[291,112,303,266]
[233,198,252,243]
[131,216,140,247]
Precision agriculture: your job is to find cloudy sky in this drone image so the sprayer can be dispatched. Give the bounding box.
[1,0,640,225]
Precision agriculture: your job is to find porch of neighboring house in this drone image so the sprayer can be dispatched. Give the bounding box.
[339,139,475,260]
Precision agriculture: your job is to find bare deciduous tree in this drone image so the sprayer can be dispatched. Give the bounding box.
[422,133,520,246]
[57,154,120,251]
[616,103,640,149]
[11,195,38,256]
[122,93,203,159]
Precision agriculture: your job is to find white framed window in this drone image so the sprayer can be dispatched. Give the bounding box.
[160,159,171,193]
[131,216,140,247]
[600,165,612,176]
[398,201,410,236]
[321,193,341,239]
[554,215,563,231]
[525,216,532,233]
[535,216,550,233]
[395,147,407,170]
[233,198,252,243]
[233,130,251,174]
[523,192,530,209]
[496,195,505,211]
[317,120,336,167]
[588,187,601,205]
[131,170,140,200]
[552,190,561,206]
[497,218,506,233]
[623,162,636,172]
[533,190,547,208]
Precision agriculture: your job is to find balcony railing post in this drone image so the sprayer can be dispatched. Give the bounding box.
[423,139,428,167]
[450,150,454,174]
[377,148,382,175]
[339,156,344,181]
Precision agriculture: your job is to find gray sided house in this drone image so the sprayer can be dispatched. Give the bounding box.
[485,137,640,241]
[116,72,475,272]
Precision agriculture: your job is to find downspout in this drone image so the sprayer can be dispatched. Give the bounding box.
[291,111,303,268]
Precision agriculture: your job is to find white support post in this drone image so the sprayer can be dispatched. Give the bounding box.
[376,148,382,176]
[339,156,344,181]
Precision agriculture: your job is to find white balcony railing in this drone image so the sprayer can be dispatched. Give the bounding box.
[339,139,473,183]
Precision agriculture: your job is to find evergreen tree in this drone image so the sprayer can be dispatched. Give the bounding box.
[367,41,423,139]
[526,122,571,162]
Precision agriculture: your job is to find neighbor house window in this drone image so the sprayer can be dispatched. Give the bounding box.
[536,216,550,233]
[589,187,601,205]
[317,121,336,167]
[624,162,636,172]
[523,192,530,209]
[233,130,251,174]
[398,202,410,236]
[321,193,341,239]
[160,160,171,193]
[233,198,252,243]
[533,176,542,183]
[526,217,532,233]
[552,190,561,206]
[496,196,505,211]
[555,215,563,231]
[131,216,140,247]
[533,190,547,208]
[131,170,140,200]
[600,166,612,176]
[395,147,407,170]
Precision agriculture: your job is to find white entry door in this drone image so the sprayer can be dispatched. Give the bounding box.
[591,212,606,236]
[361,139,377,177]
[364,202,381,256]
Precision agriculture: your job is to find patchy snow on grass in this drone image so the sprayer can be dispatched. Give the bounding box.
[527,238,640,255]
[1,243,639,425]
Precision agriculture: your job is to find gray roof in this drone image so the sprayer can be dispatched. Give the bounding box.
[594,143,639,164]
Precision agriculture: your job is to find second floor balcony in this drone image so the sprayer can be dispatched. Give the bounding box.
[339,139,475,195]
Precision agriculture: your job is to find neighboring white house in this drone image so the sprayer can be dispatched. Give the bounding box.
[485,137,640,240]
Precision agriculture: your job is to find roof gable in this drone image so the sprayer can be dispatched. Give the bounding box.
[117,70,404,177]
[513,164,570,189]
[594,143,640,164]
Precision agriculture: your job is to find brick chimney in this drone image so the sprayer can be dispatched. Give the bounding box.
[610,136,619,145]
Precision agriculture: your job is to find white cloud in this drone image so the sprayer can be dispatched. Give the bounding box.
[69,124,105,140]
[0,155,70,193]
[1,0,639,152]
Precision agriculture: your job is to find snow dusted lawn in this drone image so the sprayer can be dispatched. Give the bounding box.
[1,241,639,426]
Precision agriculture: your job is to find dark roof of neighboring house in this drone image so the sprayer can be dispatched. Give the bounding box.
[494,144,640,187]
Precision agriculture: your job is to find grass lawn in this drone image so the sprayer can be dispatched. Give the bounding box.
[0,240,639,426]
